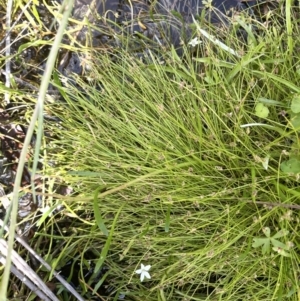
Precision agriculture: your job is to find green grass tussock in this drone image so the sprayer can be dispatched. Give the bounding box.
[40,16,300,301]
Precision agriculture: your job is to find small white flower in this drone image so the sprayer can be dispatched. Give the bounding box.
[188,37,202,47]
[135,263,151,282]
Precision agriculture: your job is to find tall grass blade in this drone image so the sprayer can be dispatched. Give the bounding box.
[93,187,109,237]
[94,204,124,274]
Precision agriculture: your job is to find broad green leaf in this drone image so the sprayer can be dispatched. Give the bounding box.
[251,70,300,93]
[272,229,289,239]
[272,247,291,257]
[291,94,300,113]
[252,238,267,248]
[257,97,283,106]
[257,97,285,107]
[280,158,300,174]
[94,204,124,274]
[290,112,300,129]
[255,103,269,118]
[262,240,270,254]
[204,76,215,85]
[164,204,171,232]
[262,227,271,237]
[271,239,289,250]
[93,187,108,237]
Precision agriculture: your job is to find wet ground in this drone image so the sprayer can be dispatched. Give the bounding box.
[62,0,269,74]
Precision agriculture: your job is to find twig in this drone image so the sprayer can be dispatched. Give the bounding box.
[0,219,86,301]
[0,239,59,301]
[0,255,53,301]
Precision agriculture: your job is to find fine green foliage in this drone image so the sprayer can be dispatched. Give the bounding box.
[1,0,300,299]
[41,13,300,301]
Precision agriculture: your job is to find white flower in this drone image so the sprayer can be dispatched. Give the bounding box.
[188,37,202,47]
[135,263,151,282]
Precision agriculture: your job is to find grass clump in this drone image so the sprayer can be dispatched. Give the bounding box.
[40,15,300,301]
